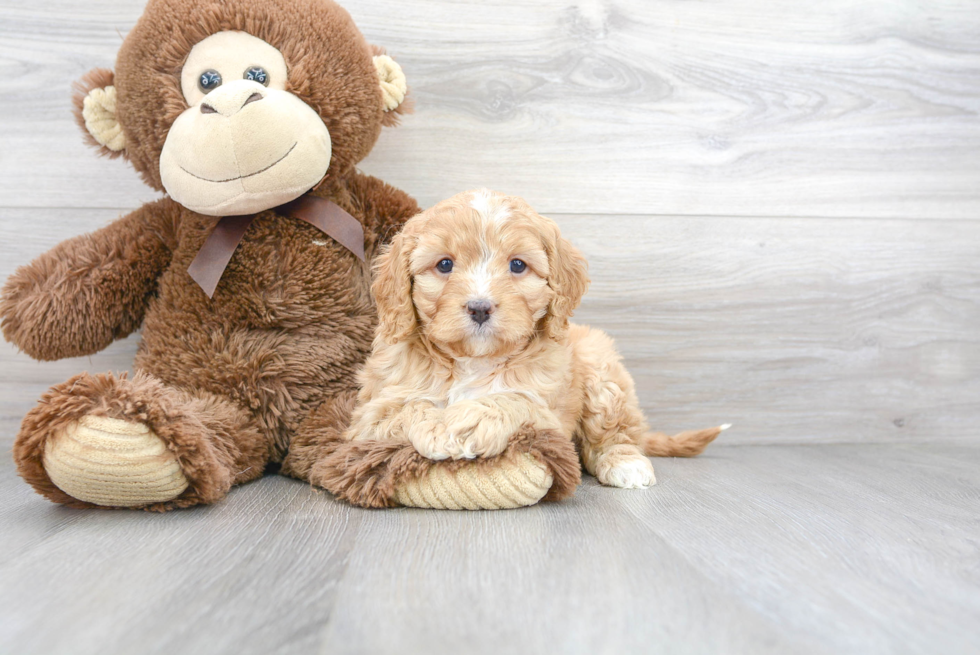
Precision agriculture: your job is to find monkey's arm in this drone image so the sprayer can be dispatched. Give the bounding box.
[346,172,420,260]
[0,197,181,361]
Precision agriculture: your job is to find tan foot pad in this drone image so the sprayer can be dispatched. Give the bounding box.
[394,452,553,510]
[43,415,188,507]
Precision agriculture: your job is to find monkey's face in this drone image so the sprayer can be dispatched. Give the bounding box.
[160,31,332,216]
[72,0,410,217]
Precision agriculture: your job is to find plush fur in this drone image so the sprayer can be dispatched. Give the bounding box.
[85,0,403,190]
[2,0,419,509]
[343,190,724,491]
[16,372,268,510]
[311,416,580,508]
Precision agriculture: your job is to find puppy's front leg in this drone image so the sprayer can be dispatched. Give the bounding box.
[402,405,458,461]
[443,393,563,460]
[347,391,511,461]
[349,396,445,446]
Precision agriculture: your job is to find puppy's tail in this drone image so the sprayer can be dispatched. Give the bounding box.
[639,424,730,457]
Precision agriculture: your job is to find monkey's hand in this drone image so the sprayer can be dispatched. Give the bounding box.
[0,198,179,361]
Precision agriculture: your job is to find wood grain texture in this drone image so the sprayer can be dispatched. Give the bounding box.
[0,464,362,654]
[1,0,979,216]
[568,213,980,444]
[2,443,979,654]
[2,207,977,445]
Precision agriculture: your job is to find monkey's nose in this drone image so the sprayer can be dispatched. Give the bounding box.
[467,300,494,325]
[199,83,266,116]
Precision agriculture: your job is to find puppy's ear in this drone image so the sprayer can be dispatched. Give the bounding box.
[372,232,417,344]
[543,229,590,341]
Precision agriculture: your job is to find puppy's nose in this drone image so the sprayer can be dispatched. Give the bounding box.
[467,300,494,325]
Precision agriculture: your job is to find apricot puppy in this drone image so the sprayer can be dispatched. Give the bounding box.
[347,189,726,488]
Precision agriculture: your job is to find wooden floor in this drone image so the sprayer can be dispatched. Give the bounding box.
[2,441,978,655]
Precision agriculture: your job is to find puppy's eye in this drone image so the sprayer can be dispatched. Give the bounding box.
[436,258,454,273]
[510,259,527,274]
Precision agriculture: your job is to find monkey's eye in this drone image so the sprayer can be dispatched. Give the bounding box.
[510,259,527,274]
[436,258,454,274]
[243,66,269,86]
[199,70,222,92]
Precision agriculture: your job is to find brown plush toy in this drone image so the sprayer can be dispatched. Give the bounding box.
[0,0,425,510]
[2,0,582,512]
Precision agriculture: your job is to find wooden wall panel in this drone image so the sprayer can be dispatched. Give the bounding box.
[1,0,979,216]
[2,207,976,444]
[0,0,977,444]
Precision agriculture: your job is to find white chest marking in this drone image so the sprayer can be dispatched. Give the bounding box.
[445,357,546,407]
[447,358,508,405]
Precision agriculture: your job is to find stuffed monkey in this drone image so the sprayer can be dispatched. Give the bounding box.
[3,0,582,511]
[2,0,419,510]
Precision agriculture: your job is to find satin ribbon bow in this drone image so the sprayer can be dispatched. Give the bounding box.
[187,194,366,298]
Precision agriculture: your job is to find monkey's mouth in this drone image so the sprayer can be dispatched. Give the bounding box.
[178,142,298,183]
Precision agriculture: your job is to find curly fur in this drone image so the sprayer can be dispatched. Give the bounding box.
[347,190,723,491]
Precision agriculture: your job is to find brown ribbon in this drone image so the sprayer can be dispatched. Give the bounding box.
[187,194,366,298]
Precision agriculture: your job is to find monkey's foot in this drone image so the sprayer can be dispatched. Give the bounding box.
[312,426,582,510]
[43,415,188,507]
[393,451,554,510]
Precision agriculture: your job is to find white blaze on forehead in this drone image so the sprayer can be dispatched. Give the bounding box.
[470,255,493,300]
[466,190,510,301]
[469,189,511,225]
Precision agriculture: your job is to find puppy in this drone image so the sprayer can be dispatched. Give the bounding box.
[346,189,725,488]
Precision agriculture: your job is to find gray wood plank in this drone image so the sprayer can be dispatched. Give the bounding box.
[3,436,978,654]
[320,482,817,655]
[567,214,980,444]
[615,444,980,654]
[320,443,980,655]
[0,465,362,655]
[2,208,977,445]
[2,0,979,217]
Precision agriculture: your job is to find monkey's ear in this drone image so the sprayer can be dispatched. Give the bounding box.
[72,68,127,157]
[371,47,413,127]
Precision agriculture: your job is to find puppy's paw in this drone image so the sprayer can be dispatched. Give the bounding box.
[409,421,458,461]
[444,401,510,460]
[595,449,657,489]
[456,424,510,460]
[603,458,656,489]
